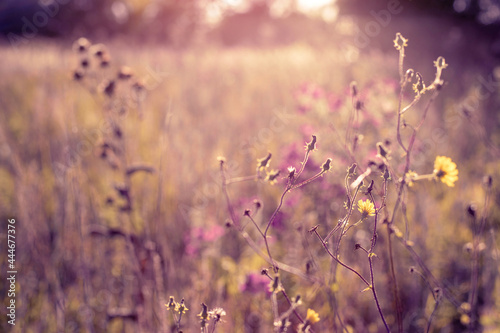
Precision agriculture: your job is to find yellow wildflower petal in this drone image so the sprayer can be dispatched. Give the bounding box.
[433,156,458,187]
[357,199,376,218]
[306,308,320,324]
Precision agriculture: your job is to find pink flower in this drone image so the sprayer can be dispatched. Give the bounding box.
[294,82,325,114]
[327,92,343,112]
[240,273,271,295]
[184,225,225,256]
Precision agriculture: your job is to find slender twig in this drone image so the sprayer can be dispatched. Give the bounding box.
[220,159,310,279]
[368,192,391,332]
[426,297,441,333]
[311,228,370,287]
[244,213,265,238]
[399,239,460,308]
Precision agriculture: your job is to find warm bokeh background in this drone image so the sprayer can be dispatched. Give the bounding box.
[1,0,500,332]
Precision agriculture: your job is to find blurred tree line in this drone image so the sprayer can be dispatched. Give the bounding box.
[0,0,498,47]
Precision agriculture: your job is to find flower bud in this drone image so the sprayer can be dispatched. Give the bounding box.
[321,158,332,172]
[306,135,317,152]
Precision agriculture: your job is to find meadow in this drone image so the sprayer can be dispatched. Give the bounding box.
[1,30,499,332]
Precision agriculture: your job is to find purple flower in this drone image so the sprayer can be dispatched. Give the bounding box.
[184,225,225,256]
[294,82,325,114]
[240,273,270,295]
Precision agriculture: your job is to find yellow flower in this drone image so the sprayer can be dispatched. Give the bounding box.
[306,308,320,324]
[357,199,376,218]
[433,156,458,187]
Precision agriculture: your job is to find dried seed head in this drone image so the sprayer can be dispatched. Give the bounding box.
[433,288,442,301]
[73,69,84,81]
[365,180,374,194]
[306,135,317,152]
[268,275,282,293]
[209,308,226,322]
[113,125,122,138]
[350,81,358,97]
[275,318,291,330]
[321,158,332,172]
[405,69,414,82]
[100,80,115,97]
[257,152,272,171]
[393,32,408,50]
[253,199,262,209]
[100,54,111,68]
[460,302,471,314]
[73,37,91,53]
[483,175,493,188]
[413,72,425,94]
[114,184,129,198]
[217,156,225,165]
[287,166,296,180]
[165,296,176,310]
[132,80,145,91]
[376,142,391,160]
[466,204,477,218]
[383,166,391,181]
[347,163,357,176]
[434,56,448,70]
[265,169,280,184]
[198,303,209,321]
[463,242,473,253]
[118,66,133,80]
[176,299,188,314]
[90,43,108,58]
[80,58,89,68]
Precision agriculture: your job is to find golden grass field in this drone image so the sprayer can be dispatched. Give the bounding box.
[1,31,500,332]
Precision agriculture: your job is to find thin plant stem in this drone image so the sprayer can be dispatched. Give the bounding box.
[324,181,362,242]
[426,298,441,333]
[400,239,460,308]
[311,228,370,287]
[368,192,391,332]
[226,175,258,184]
[245,214,265,238]
[468,184,492,331]
[220,160,309,279]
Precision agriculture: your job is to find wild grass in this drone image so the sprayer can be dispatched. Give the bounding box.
[0,35,499,332]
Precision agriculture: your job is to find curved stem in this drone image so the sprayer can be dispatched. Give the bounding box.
[312,228,370,287]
